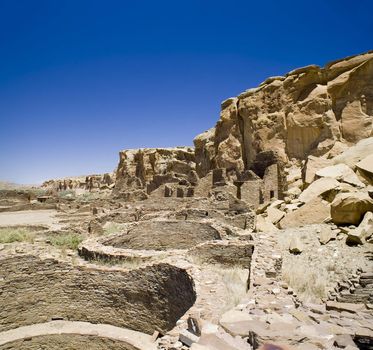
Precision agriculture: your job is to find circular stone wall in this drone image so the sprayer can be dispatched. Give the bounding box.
[0,255,196,334]
[103,220,221,250]
[0,335,136,350]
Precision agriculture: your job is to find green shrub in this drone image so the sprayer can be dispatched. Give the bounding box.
[0,227,35,243]
[48,233,83,250]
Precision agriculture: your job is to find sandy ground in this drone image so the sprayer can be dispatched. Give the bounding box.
[0,210,61,228]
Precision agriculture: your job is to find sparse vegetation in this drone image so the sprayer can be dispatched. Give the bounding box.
[48,233,83,250]
[103,222,126,235]
[211,266,249,311]
[0,227,35,243]
[77,191,102,202]
[282,257,328,301]
[57,190,75,199]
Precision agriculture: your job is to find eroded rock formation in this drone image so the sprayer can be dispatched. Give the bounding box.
[113,147,196,198]
[194,52,373,178]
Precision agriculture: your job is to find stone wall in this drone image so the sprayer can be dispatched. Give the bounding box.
[329,263,373,304]
[102,220,221,251]
[0,255,196,334]
[0,335,137,350]
[189,241,254,268]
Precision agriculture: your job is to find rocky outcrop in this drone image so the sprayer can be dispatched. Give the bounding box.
[194,52,373,180]
[113,147,196,197]
[42,173,115,192]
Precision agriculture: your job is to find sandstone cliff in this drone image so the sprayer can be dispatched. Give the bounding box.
[113,147,196,197]
[194,51,373,178]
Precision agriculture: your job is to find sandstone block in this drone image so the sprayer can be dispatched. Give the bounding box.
[331,192,373,225]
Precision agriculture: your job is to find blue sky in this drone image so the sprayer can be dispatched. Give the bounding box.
[0,0,372,184]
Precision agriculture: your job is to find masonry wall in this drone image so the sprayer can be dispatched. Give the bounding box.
[240,179,263,209]
[0,335,137,350]
[0,256,196,334]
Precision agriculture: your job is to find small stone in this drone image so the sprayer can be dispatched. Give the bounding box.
[289,236,303,254]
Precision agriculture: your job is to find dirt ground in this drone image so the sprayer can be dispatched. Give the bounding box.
[0,210,62,229]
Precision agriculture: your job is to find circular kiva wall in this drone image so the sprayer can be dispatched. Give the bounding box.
[103,220,221,250]
[0,334,137,350]
[0,255,196,335]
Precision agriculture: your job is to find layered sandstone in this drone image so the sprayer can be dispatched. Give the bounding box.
[113,147,196,197]
[194,52,373,178]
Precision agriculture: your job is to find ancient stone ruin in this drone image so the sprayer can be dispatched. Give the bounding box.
[0,51,372,350]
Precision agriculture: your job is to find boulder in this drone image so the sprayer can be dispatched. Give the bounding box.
[303,156,332,187]
[279,197,330,229]
[334,137,373,169]
[315,164,365,187]
[298,177,340,204]
[356,153,373,184]
[266,207,285,224]
[346,211,373,245]
[318,225,334,245]
[256,214,279,233]
[331,192,373,225]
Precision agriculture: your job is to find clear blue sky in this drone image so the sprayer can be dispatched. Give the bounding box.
[0,0,372,184]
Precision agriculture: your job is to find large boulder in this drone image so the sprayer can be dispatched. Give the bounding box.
[315,163,365,187]
[331,192,373,225]
[302,156,332,187]
[333,137,373,169]
[279,197,330,229]
[298,177,340,203]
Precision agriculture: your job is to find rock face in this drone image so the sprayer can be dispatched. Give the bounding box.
[113,147,196,197]
[0,255,196,335]
[194,52,373,180]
